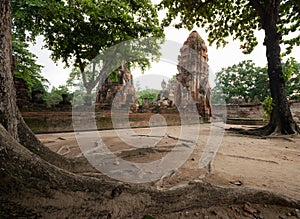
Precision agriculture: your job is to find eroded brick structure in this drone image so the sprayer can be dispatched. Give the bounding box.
[176,31,212,121]
[95,65,137,110]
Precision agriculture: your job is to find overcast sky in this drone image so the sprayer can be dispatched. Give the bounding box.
[29,5,300,91]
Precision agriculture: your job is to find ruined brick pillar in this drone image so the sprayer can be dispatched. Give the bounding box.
[176,31,212,122]
[95,65,136,110]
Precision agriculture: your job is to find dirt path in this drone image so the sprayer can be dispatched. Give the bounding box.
[37,124,300,201]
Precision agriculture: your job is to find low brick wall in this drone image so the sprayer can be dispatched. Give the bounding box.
[21,100,300,132]
[226,104,263,119]
[213,100,300,123]
[22,111,183,133]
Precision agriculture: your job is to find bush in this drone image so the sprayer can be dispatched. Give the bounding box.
[261,96,274,121]
[136,89,159,105]
[43,85,72,107]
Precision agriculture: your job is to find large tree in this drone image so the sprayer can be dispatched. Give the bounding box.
[2,0,164,166]
[159,0,300,135]
[12,0,164,105]
[0,1,95,171]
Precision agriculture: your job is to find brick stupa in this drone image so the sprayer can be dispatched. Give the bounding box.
[176,31,212,121]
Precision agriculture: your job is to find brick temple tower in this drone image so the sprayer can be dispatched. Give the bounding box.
[176,31,212,121]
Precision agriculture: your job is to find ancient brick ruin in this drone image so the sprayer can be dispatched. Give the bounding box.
[175,31,212,121]
[14,77,71,111]
[94,31,212,121]
[14,77,31,111]
[95,65,137,110]
[17,31,300,132]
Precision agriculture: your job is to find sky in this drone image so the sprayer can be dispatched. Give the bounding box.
[29,5,300,91]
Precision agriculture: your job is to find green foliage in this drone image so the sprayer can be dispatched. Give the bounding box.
[12,34,48,92]
[142,215,155,219]
[136,89,159,105]
[282,57,296,82]
[43,85,72,107]
[66,67,83,89]
[261,96,274,121]
[12,0,164,105]
[13,0,164,61]
[278,1,300,55]
[212,60,269,104]
[283,58,300,100]
[159,0,299,55]
[212,59,300,104]
[109,70,119,83]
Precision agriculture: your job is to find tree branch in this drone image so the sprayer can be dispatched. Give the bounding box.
[74,46,88,89]
[248,0,265,20]
[91,44,122,89]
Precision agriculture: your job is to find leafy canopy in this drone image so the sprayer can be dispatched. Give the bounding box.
[13,0,164,105]
[12,0,164,70]
[159,0,299,55]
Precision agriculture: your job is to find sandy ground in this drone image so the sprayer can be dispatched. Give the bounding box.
[37,124,300,201]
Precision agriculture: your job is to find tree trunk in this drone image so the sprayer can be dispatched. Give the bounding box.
[85,86,93,106]
[0,0,18,140]
[262,1,300,135]
[0,0,95,173]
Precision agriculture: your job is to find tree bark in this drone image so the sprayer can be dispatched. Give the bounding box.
[85,86,93,106]
[0,0,95,173]
[262,1,300,135]
[0,0,19,140]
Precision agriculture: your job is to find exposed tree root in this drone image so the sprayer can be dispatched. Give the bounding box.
[0,124,299,218]
[219,153,279,164]
[228,121,300,137]
[17,117,96,173]
[56,145,71,156]
[166,134,196,143]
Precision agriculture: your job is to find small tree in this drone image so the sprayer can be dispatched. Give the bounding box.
[212,59,300,104]
[212,60,269,104]
[136,89,159,105]
[261,96,274,121]
[43,85,72,107]
[12,34,48,92]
